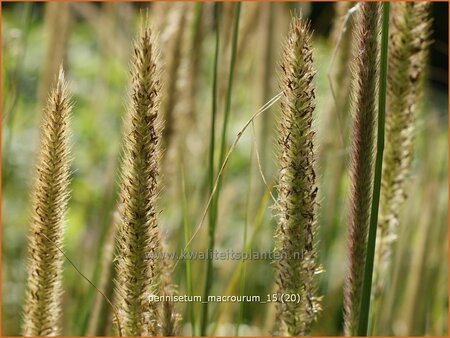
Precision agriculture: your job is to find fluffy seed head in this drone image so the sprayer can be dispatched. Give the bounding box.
[274,14,321,336]
[114,24,165,336]
[374,2,432,297]
[343,3,381,335]
[22,67,71,336]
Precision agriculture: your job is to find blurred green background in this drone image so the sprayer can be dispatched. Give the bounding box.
[2,2,448,336]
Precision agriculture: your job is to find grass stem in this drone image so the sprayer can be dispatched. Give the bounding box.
[201,3,221,335]
[181,164,195,336]
[235,138,253,335]
[218,2,241,166]
[357,2,390,336]
[201,3,241,335]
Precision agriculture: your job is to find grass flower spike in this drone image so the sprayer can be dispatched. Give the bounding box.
[114,23,178,335]
[343,3,381,336]
[373,1,432,300]
[274,14,321,336]
[22,68,72,336]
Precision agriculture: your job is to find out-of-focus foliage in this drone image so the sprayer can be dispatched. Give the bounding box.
[2,2,448,336]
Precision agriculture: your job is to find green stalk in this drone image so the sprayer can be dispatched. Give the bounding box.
[210,1,242,228]
[357,2,390,336]
[235,141,253,335]
[186,2,204,123]
[201,3,221,335]
[181,165,195,336]
[218,2,241,166]
[201,3,241,335]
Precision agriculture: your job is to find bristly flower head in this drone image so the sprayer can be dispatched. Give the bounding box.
[114,23,163,336]
[274,13,321,336]
[374,1,432,299]
[114,21,179,336]
[343,2,381,335]
[22,67,72,336]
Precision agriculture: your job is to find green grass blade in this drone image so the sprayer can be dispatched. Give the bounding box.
[357,2,390,336]
[180,164,195,336]
[201,3,221,335]
[218,2,241,166]
[210,1,242,231]
[235,139,253,335]
[201,3,241,335]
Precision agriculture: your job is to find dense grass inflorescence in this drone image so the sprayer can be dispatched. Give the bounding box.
[22,68,72,336]
[343,2,381,336]
[114,23,179,336]
[274,14,321,336]
[373,2,432,299]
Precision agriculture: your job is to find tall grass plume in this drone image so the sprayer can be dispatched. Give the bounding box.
[274,14,321,336]
[22,68,72,336]
[343,2,381,336]
[114,23,179,336]
[373,1,432,303]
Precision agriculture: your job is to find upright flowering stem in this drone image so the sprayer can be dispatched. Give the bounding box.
[274,15,321,336]
[358,2,390,335]
[22,68,71,336]
[343,2,381,336]
[371,2,432,331]
[114,24,178,336]
[375,1,432,291]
